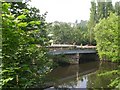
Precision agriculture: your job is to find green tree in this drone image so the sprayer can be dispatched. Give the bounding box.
[9,2,49,45]
[90,1,120,89]
[105,0,114,17]
[114,1,120,15]
[97,0,114,20]
[2,2,52,88]
[48,21,73,44]
[74,21,89,45]
[94,12,120,89]
[47,21,89,45]
[94,13,119,62]
[87,1,97,45]
[87,0,114,45]
[97,0,106,20]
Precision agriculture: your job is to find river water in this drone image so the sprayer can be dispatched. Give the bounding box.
[45,61,118,89]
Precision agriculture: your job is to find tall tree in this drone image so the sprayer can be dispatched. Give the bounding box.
[115,1,120,15]
[97,0,106,20]
[97,0,114,20]
[105,0,114,18]
[87,1,97,45]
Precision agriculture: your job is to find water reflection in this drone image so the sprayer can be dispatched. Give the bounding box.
[45,61,118,89]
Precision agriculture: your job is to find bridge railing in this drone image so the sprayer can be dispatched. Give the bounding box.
[46,44,76,51]
[46,44,96,51]
[36,44,96,51]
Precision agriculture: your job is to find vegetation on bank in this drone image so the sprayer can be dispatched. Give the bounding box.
[1,2,53,88]
[94,13,119,62]
[1,0,120,89]
[95,13,120,89]
[90,1,120,88]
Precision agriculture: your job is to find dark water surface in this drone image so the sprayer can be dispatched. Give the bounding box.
[45,61,118,89]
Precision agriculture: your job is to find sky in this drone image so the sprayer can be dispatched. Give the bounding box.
[29,0,120,23]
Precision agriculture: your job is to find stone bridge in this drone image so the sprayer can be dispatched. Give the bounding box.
[48,49,97,64]
[38,44,98,64]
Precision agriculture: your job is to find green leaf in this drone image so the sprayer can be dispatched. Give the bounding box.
[29,21,41,25]
[17,15,26,20]
[18,22,28,27]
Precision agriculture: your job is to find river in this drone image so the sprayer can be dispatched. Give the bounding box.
[45,61,118,89]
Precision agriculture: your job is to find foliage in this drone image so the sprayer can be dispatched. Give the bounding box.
[98,67,120,89]
[115,1,120,16]
[9,2,49,45]
[90,1,120,88]
[94,13,120,89]
[94,13,119,62]
[47,21,90,45]
[97,0,114,20]
[87,0,115,45]
[87,1,97,45]
[2,2,52,89]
